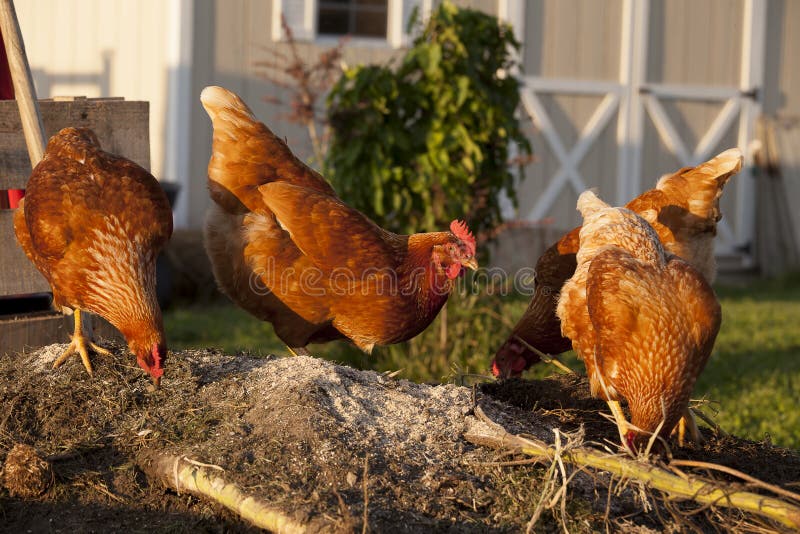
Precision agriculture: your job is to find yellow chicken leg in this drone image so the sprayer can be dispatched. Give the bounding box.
[52,309,113,376]
[607,400,631,447]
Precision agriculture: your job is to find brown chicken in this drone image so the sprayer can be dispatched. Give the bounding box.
[492,149,742,377]
[557,191,721,452]
[200,86,478,354]
[14,128,172,385]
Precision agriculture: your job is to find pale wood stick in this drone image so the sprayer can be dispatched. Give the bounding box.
[138,451,307,533]
[0,0,46,166]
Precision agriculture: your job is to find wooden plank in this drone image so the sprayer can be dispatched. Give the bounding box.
[0,310,122,356]
[529,0,622,81]
[0,209,48,295]
[647,0,743,86]
[0,312,68,355]
[764,0,800,115]
[0,98,149,298]
[524,76,622,96]
[0,98,149,189]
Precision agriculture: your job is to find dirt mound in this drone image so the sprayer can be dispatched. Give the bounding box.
[0,345,798,532]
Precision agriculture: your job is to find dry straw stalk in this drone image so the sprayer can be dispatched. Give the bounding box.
[465,406,800,531]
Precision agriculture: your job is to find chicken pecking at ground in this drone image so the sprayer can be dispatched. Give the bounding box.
[492,149,742,378]
[556,190,721,452]
[14,128,172,385]
[200,86,477,355]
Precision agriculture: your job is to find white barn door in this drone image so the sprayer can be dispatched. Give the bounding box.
[518,0,766,266]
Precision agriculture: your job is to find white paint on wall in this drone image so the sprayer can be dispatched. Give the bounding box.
[15,0,173,188]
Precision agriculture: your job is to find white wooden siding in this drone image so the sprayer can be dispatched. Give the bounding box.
[187,0,409,228]
[523,0,624,81]
[517,0,766,264]
[11,0,799,250]
[16,0,172,186]
[764,0,800,115]
[646,0,743,87]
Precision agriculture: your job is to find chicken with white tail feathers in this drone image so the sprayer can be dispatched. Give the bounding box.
[556,190,721,454]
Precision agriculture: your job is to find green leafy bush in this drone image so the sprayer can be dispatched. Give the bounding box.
[325,0,531,236]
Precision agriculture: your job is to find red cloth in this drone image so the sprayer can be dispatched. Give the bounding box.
[0,29,14,100]
[7,189,24,208]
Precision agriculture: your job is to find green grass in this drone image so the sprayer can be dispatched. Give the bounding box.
[164,274,800,450]
[694,273,800,449]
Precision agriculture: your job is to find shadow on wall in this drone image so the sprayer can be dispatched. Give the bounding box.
[763,0,787,114]
[31,50,113,98]
[756,116,800,277]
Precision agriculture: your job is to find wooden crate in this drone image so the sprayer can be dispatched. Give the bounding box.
[1,97,149,355]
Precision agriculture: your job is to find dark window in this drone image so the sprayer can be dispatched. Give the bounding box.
[318,0,388,38]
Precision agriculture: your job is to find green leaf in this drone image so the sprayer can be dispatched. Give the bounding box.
[324,0,532,238]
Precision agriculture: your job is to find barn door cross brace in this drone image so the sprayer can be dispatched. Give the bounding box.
[520,88,620,222]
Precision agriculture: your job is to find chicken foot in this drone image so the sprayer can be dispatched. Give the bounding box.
[52,309,112,376]
[608,401,703,450]
[675,407,703,447]
[606,400,631,447]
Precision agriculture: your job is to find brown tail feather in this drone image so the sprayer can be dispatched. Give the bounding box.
[656,148,743,222]
[200,85,336,215]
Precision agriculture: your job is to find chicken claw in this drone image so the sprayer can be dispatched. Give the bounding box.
[52,309,112,376]
[676,407,703,447]
[606,400,631,447]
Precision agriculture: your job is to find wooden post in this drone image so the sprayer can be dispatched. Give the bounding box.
[0,0,45,166]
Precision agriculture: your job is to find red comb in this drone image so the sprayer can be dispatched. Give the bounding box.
[450,220,476,256]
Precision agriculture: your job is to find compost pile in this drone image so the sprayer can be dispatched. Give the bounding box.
[0,345,798,533]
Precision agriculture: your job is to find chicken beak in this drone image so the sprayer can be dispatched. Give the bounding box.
[151,375,161,389]
[462,257,478,271]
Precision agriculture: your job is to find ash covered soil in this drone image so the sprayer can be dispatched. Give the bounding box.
[0,345,798,533]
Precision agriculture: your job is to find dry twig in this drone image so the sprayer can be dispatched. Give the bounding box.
[669,460,800,504]
[362,453,370,534]
[254,15,347,164]
[690,406,729,436]
[512,336,574,374]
